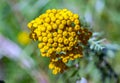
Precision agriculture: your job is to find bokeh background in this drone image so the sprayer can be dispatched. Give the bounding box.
[0,0,120,83]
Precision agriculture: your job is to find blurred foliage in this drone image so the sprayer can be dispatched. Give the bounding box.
[0,0,120,83]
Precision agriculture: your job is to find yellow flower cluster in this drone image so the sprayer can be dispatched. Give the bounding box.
[27,9,92,74]
[18,31,30,45]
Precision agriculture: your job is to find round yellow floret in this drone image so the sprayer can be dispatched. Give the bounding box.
[47,25,52,31]
[58,37,63,43]
[56,20,61,25]
[48,48,53,54]
[47,33,52,38]
[42,32,47,37]
[40,26,46,32]
[42,37,48,42]
[59,24,64,29]
[52,23,57,29]
[48,38,53,44]
[64,38,69,45]
[53,32,57,37]
[17,31,30,45]
[63,31,68,36]
[38,36,42,41]
[49,63,54,69]
[56,47,61,52]
[45,17,50,23]
[52,42,57,47]
[62,58,68,63]
[53,37,58,42]
[38,43,44,49]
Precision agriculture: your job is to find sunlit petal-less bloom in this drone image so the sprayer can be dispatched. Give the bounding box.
[18,31,30,45]
[27,9,92,74]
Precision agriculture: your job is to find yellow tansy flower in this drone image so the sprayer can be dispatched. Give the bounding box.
[18,31,30,45]
[27,9,92,74]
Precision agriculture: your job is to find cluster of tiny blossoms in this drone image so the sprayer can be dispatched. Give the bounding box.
[27,9,92,74]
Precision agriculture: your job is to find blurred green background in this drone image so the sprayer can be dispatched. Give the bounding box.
[0,0,120,83]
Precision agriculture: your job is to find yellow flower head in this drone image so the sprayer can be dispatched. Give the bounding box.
[18,31,30,45]
[27,9,92,74]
